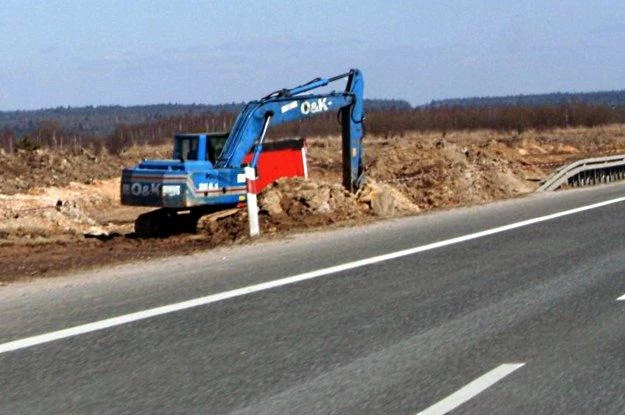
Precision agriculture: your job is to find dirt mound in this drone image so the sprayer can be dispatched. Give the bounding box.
[259,177,419,224]
[0,144,170,195]
[260,178,361,223]
[195,177,420,243]
[0,148,117,195]
[0,179,127,240]
[359,180,421,216]
[364,137,536,209]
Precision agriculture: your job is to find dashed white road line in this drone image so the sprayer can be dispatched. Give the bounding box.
[416,363,525,415]
[617,294,625,301]
[1,196,625,355]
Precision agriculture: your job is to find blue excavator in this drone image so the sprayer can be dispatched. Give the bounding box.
[121,69,365,235]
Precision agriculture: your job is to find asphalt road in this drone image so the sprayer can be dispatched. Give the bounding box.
[2,184,625,414]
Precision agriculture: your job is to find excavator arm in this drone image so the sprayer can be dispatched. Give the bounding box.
[216,69,365,192]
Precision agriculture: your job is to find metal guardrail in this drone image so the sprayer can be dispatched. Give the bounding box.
[537,155,625,191]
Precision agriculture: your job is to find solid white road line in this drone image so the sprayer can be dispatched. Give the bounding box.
[2,196,625,355]
[617,294,625,301]
[416,363,525,415]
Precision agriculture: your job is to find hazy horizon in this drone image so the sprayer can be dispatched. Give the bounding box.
[3,86,625,114]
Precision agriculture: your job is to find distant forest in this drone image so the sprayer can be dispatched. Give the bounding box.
[0,99,411,138]
[427,90,625,109]
[3,90,625,154]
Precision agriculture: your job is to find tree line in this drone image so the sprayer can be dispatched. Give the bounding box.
[0,99,411,138]
[104,102,625,154]
[2,102,625,155]
[428,89,625,108]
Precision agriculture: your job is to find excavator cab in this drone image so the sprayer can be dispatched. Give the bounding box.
[173,134,200,161]
[172,133,229,163]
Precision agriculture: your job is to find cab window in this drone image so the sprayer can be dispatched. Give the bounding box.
[173,136,199,160]
[206,135,228,164]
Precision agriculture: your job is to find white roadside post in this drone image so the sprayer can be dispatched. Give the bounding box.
[245,166,260,237]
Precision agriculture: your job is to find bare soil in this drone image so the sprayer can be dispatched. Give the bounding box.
[3,124,625,282]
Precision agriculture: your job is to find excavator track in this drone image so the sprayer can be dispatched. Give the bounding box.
[134,208,200,237]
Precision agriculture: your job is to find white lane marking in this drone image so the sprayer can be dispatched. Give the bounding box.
[617,294,625,301]
[2,196,625,355]
[416,363,525,415]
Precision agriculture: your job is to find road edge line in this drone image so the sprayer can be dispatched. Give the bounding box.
[2,196,625,354]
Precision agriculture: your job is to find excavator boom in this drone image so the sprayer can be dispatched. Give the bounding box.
[217,69,365,191]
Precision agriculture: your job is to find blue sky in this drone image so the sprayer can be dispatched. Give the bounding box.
[1,0,624,110]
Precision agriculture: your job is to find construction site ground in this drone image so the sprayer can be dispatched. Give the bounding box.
[3,124,625,282]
